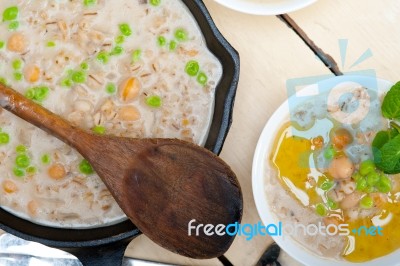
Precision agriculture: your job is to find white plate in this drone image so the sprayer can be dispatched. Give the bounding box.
[214,0,317,15]
[252,75,400,266]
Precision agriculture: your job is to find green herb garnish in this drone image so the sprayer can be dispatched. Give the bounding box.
[8,21,19,31]
[119,23,132,37]
[83,0,96,7]
[0,132,10,145]
[3,6,18,21]
[146,95,162,108]
[372,82,400,174]
[79,159,94,175]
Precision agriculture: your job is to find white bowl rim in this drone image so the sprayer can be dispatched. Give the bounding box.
[251,75,400,266]
[213,0,317,15]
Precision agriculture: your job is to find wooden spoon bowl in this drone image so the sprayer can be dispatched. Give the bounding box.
[0,83,243,259]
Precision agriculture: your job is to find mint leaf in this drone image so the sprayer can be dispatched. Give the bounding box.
[375,134,400,173]
[372,131,390,150]
[391,160,400,174]
[382,81,400,119]
[372,128,399,150]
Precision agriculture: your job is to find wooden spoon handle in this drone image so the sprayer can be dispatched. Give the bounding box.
[0,83,86,150]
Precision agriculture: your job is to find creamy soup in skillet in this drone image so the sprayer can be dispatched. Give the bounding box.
[0,0,222,227]
[266,83,400,262]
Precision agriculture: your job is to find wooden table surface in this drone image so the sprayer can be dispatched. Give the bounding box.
[2,1,399,265]
[124,0,400,265]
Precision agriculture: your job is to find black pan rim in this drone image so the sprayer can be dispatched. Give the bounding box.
[0,0,240,249]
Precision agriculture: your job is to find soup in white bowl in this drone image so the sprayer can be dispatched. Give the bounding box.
[253,76,400,265]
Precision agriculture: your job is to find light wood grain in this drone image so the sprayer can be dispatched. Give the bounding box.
[125,235,222,265]
[187,1,329,265]
[289,0,400,82]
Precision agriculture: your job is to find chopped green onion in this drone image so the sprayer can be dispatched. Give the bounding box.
[33,86,50,102]
[13,72,23,81]
[92,125,106,135]
[132,49,141,63]
[8,21,19,31]
[25,88,35,99]
[146,95,162,108]
[377,175,392,193]
[0,41,4,49]
[157,36,166,47]
[106,83,116,94]
[26,166,37,174]
[13,167,25,177]
[115,35,125,45]
[0,77,6,85]
[47,41,56,47]
[323,146,336,160]
[15,154,30,168]
[320,180,335,191]
[327,198,339,210]
[110,46,124,56]
[174,28,188,42]
[359,160,375,176]
[185,60,199,76]
[83,0,96,6]
[41,154,51,164]
[356,177,368,191]
[16,145,26,153]
[197,72,208,86]
[66,69,74,76]
[149,0,161,6]
[366,172,380,186]
[79,159,94,175]
[61,78,73,87]
[360,196,374,209]
[315,203,327,216]
[71,71,86,83]
[3,6,19,22]
[119,23,132,37]
[97,51,109,64]
[0,132,10,145]
[352,172,362,181]
[364,186,375,193]
[80,62,89,71]
[169,40,177,51]
[12,59,22,70]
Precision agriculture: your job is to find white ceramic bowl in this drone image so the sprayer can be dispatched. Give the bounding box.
[213,0,317,15]
[252,75,400,266]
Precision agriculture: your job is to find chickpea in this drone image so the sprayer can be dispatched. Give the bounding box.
[311,136,324,149]
[327,189,345,202]
[48,163,66,180]
[7,32,27,53]
[2,180,18,193]
[24,65,41,83]
[27,200,38,216]
[118,106,141,121]
[340,192,361,209]
[332,128,353,150]
[339,179,356,194]
[328,156,354,180]
[119,77,141,102]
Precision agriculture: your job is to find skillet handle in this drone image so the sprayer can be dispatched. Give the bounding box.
[64,238,132,266]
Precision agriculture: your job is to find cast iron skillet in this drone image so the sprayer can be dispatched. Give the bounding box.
[0,0,240,265]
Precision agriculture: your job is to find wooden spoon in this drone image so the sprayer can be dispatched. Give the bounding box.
[0,83,243,259]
